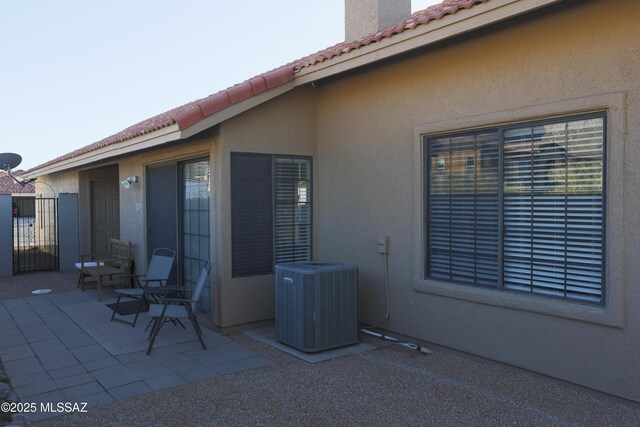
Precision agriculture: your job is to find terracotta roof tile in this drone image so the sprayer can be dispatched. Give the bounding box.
[227,82,255,104]
[294,0,488,70]
[30,65,295,172]
[264,66,295,89]
[248,76,268,95]
[29,0,487,173]
[173,104,205,130]
[200,92,232,116]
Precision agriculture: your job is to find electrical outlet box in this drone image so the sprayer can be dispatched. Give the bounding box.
[377,235,389,254]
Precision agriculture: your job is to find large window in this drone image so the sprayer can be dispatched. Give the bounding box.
[231,153,312,277]
[425,114,605,303]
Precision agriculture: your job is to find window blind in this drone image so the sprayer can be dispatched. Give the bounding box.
[503,117,604,302]
[425,114,605,304]
[274,157,312,264]
[427,131,500,287]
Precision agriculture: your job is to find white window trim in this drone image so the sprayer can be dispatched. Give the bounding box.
[465,154,475,175]
[412,91,627,328]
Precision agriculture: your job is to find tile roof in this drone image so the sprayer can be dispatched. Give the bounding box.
[0,172,35,194]
[30,0,488,173]
[294,0,489,70]
[30,66,294,172]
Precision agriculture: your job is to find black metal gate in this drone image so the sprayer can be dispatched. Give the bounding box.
[12,197,59,274]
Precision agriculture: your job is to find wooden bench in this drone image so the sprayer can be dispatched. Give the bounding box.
[76,239,132,301]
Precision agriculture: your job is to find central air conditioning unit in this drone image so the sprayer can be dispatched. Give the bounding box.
[275,262,358,352]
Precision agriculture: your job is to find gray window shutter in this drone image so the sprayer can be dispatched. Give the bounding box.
[231,153,274,277]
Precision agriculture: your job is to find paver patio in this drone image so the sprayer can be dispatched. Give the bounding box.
[0,288,270,422]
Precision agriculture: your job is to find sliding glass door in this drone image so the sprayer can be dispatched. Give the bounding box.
[146,158,211,316]
[180,159,211,316]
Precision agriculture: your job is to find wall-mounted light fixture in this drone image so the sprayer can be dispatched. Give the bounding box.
[121,176,138,189]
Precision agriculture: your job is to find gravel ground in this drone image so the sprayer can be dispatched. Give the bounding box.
[1,273,639,426]
[37,334,640,426]
[0,271,78,300]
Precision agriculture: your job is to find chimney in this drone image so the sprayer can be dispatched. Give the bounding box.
[345,0,412,41]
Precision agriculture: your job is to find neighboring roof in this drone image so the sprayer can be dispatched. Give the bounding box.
[0,171,35,195]
[29,0,490,174]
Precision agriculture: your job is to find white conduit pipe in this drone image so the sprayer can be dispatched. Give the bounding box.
[359,328,432,354]
[360,247,431,354]
[359,244,431,354]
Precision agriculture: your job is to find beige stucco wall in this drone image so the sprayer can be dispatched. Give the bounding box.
[37,0,638,401]
[216,87,318,327]
[37,169,78,197]
[313,0,640,401]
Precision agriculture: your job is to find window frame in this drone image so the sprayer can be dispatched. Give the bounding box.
[465,154,476,175]
[423,112,607,305]
[412,93,626,328]
[230,152,313,278]
[272,154,314,267]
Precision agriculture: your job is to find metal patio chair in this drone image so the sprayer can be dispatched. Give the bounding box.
[110,248,176,327]
[146,261,211,355]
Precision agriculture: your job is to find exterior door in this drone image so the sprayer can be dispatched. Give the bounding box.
[146,163,178,285]
[146,159,211,316]
[91,181,119,254]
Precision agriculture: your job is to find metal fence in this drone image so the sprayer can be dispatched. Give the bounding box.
[12,197,59,274]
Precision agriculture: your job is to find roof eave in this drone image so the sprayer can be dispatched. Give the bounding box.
[26,124,181,178]
[179,80,295,140]
[26,81,296,177]
[295,0,563,86]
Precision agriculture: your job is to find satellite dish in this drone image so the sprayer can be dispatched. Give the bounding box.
[0,153,22,172]
[0,153,36,188]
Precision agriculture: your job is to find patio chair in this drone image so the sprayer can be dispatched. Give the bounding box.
[76,239,132,302]
[146,261,211,355]
[110,248,176,327]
